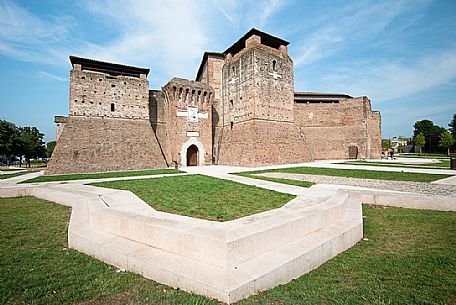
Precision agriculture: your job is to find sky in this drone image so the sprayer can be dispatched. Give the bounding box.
[0,0,455,142]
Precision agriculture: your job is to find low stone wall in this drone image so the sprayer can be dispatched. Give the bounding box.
[0,183,363,304]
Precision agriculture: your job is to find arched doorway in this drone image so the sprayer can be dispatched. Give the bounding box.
[186,145,198,166]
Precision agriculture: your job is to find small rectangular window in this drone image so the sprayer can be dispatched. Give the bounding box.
[111,103,115,112]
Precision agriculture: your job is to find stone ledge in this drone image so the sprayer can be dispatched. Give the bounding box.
[0,182,362,303]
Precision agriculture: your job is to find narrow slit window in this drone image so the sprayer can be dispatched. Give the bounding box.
[272,60,277,71]
[230,122,234,130]
[111,103,115,112]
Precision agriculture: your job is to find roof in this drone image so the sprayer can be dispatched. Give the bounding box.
[294,92,352,99]
[195,52,225,81]
[69,56,150,78]
[224,28,289,55]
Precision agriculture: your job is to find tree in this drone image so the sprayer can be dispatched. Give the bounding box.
[381,139,392,150]
[439,131,455,156]
[414,132,426,154]
[20,127,45,167]
[413,119,446,153]
[0,120,21,165]
[46,141,56,158]
[449,113,456,139]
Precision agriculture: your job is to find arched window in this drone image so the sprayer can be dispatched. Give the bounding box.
[272,60,277,71]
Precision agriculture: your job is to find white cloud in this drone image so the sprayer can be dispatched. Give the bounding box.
[321,48,456,102]
[211,0,287,29]
[37,71,67,82]
[259,0,286,28]
[0,1,74,64]
[293,0,429,66]
[82,0,209,80]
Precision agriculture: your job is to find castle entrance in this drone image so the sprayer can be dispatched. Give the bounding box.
[186,145,198,166]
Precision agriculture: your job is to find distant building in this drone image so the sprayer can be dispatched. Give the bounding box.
[391,136,411,153]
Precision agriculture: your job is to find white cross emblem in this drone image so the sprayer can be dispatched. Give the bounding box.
[268,71,282,79]
[176,107,208,123]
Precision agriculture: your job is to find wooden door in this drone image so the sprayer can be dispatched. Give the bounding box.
[348,145,358,159]
[187,145,198,166]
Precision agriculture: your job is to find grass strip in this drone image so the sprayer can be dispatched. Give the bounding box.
[239,166,450,183]
[1,197,454,304]
[21,168,182,183]
[343,159,451,169]
[397,153,449,159]
[235,171,314,188]
[0,171,29,180]
[92,174,294,221]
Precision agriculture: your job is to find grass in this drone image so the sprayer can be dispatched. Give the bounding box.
[343,159,451,169]
[397,153,450,159]
[235,171,314,188]
[2,197,455,304]
[0,196,215,305]
[21,168,183,183]
[242,166,450,182]
[0,171,29,180]
[92,174,295,221]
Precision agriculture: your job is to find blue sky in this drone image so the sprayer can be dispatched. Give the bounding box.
[1,0,455,142]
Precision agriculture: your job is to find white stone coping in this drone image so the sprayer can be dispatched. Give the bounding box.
[0,180,363,303]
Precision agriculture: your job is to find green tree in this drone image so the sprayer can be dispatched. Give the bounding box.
[439,131,455,156]
[0,120,21,165]
[449,113,456,139]
[20,127,45,167]
[46,141,56,158]
[414,132,426,154]
[413,119,446,153]
[381,139,392,150]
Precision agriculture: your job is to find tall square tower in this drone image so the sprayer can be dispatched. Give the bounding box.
[214,29,312,165]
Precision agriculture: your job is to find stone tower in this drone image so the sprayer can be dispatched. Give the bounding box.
[212,29,312,165]
[46,57,167,174]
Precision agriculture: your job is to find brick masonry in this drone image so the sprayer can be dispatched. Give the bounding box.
[47,29,381,174]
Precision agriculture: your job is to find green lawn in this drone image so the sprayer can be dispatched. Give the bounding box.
[235,171,315,188]
[0,196,214,305]
[1,197,455,304]
[243,166,450,182]
[21,168,183,183]
[343,159,451,169]
[397,153,449,159]
[92,174,294,221]
[0,171,29,180]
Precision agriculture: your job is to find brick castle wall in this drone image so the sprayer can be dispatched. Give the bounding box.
[69,65,150,119]
[216,35,312,165]
[217,120,312,166]
[294,97,381,159]
[46,116,167,174]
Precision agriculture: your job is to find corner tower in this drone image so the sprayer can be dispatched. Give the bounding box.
[47,56,167,174]
[215,29,312,166]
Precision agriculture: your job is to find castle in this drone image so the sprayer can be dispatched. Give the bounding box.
[47,29,381,174]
